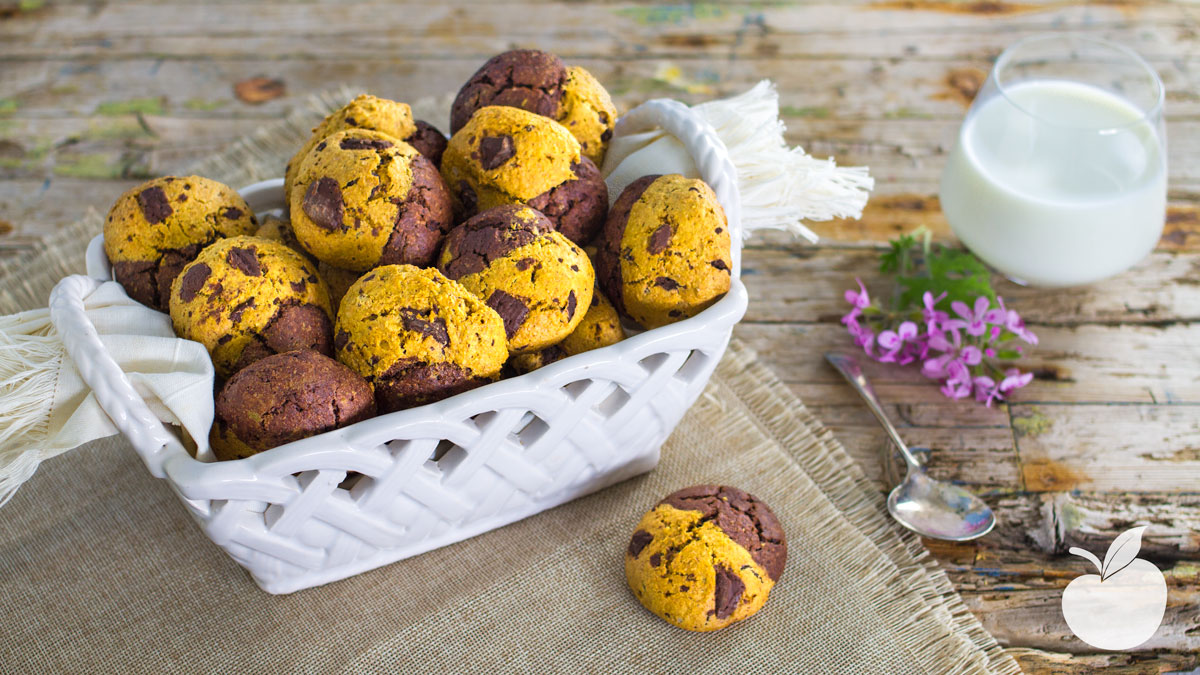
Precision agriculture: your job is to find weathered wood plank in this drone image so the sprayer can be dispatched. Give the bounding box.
[1014,404,1200,492]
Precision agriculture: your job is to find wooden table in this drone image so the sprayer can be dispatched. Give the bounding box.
[2,1,1198,672]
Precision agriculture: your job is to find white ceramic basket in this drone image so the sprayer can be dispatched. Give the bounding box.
[49,99,748,594]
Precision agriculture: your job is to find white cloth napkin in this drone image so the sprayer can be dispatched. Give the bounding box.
[0,281,215,505]
[602,80,874,243]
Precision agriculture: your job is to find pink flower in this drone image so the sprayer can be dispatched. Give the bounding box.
[922,291,949,331]
[998,368,1033,393]
[927,323,961,353]
[973,375,1000,406]
[952,296,991,337]
[845,278,871,310]
[960,345,982,366]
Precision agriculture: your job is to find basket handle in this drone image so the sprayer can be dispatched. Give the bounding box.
[48,275,189,478]
[612,98,744,277]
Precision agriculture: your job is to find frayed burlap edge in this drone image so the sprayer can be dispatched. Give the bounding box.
[0,89,1018,674]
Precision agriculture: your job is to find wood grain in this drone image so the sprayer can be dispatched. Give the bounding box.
[3,1,1199,671]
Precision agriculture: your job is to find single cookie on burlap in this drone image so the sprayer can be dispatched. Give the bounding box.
[440,106,608,244]
[438,205,593,354]
[210,350,376,461]
[104,175,258,311]
[449,49,618,165]
[625,485,787,632]
[169,236,334,378]
[290,128,454,271]
[595,174,732,329]
[334,264,508,413]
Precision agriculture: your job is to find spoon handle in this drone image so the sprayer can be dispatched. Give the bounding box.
[825,353,923,471]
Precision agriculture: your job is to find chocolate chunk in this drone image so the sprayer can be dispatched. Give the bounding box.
[711,259,729,271]
[290,279,307,293]
[177,262,211,303]
[438,204,554,279]
[334,329,350,351]
[339,136,394,151]
[628,530,652,557]
[527,157,609,244]
[457,180,478,217]
[515,257,536,271]
[660,485,787,582]
[302,177,345,232]
[710,564,745,620]
[649,552,662,567]
[223,207,244,221]
[648,223,672,255]
[136,186,172,224]
[486,290,530,340]
[230,297,256,324]
[226,246,262,277]
[450,49,568,133]
[478,135,515,170]
[654,276,679,291]
[405,120,448,166]
[566,290,577,320]
[398,307,450,347]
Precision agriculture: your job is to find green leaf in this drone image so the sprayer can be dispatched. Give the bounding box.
[995,349,1022,360]
[895,244,996,310]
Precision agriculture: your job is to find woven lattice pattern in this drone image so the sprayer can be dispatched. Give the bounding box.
[177,343,727,593]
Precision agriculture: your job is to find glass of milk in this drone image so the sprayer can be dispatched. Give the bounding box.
[939,35,1166,287]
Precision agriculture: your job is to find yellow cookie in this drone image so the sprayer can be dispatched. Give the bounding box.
[437,205,594,354]
[510,286,624,374]
[595,174,732,328]
[168,236,333,378]
[335,265,508,412]
[290,129,454,271]
[625,485,787,632]
[104,175,258,310]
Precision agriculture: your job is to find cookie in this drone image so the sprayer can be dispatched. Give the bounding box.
[440,105,608,243]
[438,205,594,354]
[254,214,316,264]
[625,485,787,632]
[450,50,617,164]
[284,94,446,203]
[334,264,508,413]
[318,261,361,314]
[595,174,732,329]
[168,236,334,378]
[104,175,258,311]
[210,350,376,461]
[290,128,454,271]
[511,286,624,373]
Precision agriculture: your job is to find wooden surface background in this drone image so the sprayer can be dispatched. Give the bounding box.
[2,1,1198,672]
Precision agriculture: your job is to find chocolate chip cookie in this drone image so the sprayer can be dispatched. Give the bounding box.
[440,105,608,243]
[210,350,376,460]
[104,175,258,311]
[437,205,594,354]
[168,236,334,378]
[334,264,508,413]
[595,174,732,329]
[625,485,787,632]
[290,128,454,271]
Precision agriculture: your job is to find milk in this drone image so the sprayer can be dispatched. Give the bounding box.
[940,79,1165,287]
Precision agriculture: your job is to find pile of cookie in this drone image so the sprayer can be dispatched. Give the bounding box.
[101,49,732,462]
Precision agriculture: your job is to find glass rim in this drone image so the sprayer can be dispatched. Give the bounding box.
[991,33,1164,132]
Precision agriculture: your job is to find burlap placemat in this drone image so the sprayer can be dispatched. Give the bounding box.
[0,97,1019,674]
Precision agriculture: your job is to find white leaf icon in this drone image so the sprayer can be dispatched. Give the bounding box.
[1101,525,1147,581]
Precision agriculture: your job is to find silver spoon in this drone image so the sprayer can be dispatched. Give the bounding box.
[825,352,996,541]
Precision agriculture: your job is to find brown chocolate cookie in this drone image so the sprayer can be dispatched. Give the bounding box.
[406,119,449,167]
[450,50,568,134]
[210,350,376,460]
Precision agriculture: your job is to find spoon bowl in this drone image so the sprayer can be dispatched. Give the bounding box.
[825,352,996,541]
